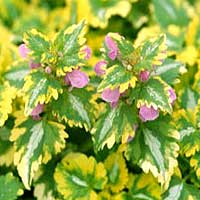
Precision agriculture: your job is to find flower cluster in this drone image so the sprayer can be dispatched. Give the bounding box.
[96,33,176,122]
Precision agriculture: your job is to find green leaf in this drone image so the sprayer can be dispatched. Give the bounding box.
[104,152,128,193]
[54,152,107,200]
[23,70,63,115]
[134,34,167,71]
[0,173,23,200]
[0,83,16,127]
[162,176,200,200]
[137,77,172,113]
[55,20,87,76]
[98,64,137,93]
[24,29,50,63]
[92,103,137,151]
[10,114,68,189]
[50,88,95,131]
[152,0,189,28]
[154,58,186,84]
[115,173,161,200]
[3,61,29,89]
[125,116,179,187]
[181,87,199,110]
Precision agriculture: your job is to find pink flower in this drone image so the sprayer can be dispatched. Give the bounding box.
[139,105,159,122]
[64,69,89,88]
[102,88,120,104]
[18,44,29,58]
[82,45,92,60]
[168,88,176,105]
[139,70,150,82]
[29,60,41,69]
[94,60,107,76]
[105,35,118,60]
[31,103,44,120]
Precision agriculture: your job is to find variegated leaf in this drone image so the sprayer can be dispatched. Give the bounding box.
[137,77,172,113]
[55,20,87,76]
[154,58,186,85]
[10,113,68,189]
[163,176,200,200]
[24,29,50,63]
[3,61,30,90]
[125,116,179,187]
[92,103,137,151]
[22,70,63,115]
[98,64,137,93]
[54,152,107,200]
[134,34,167,71]
[50,88,96,131]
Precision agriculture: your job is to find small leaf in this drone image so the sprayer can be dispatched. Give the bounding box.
[55,20,87,76]
[137,77,172,113]
[162,176,200,200]
[125,116,179,187]
[24,29,50,63]
[54,152,107,200]
[23,70,63,115]
[98,64,137,93]
[10,113,68,189]
[134,34,167,71]
[50,88,95,131]
[0,173,24,200]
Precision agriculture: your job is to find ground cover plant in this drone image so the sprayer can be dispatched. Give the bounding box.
[0,0,200,199]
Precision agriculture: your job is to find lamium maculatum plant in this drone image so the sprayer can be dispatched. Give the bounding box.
[1,0,200,200]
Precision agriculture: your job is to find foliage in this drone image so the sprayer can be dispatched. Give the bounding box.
[0,0,200,199]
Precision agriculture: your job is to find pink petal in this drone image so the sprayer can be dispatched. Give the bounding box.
[139,105,159,122]
[31,103,44,116]
[29,60,41,69]
[65,69,89,88]
[139,70,150,82]
[94,60,107,76]
[105,35,118,60]
[168,88,176,105]
[19,44,29,58]
[83,45,92,60]
[101,88,120,103]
